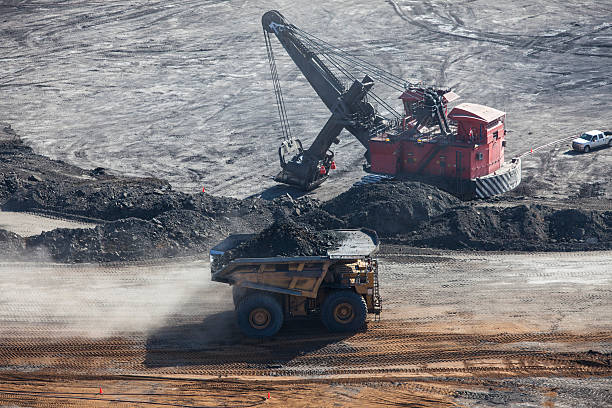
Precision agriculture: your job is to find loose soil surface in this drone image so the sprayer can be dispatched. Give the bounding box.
[0,253,609,407]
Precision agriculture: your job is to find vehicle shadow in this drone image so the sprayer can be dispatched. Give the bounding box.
[144,310,355,368]
[563,144,611,155]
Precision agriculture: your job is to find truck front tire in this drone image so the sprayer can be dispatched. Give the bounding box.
[321,290,367,333]
[236,293,283,338]
[584,145,590,153]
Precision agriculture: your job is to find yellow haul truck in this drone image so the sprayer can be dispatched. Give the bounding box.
[210,229,382,337]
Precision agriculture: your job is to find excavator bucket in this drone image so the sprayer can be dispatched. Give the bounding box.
[274,138,332,190]
[275,166,328,191]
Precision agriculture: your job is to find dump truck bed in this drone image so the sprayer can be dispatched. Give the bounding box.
[210,229,379,286]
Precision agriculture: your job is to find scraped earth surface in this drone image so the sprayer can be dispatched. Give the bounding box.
[0,0,611,406]
[0,253,610,407]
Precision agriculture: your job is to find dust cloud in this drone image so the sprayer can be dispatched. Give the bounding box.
[0,260,231,338]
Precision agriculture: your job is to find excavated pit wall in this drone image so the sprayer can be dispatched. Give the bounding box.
[1,124,611,262]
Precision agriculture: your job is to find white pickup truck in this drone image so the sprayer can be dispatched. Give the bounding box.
[572,130,612,152]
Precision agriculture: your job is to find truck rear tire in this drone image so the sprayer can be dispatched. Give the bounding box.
[321,290,367,333]
[236,293,283,338]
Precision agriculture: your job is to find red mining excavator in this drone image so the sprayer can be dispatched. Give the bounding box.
[262,10,521,199]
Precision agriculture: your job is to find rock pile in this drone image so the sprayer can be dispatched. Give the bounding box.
[0,228,26,259]
[323,181,460,235]
[392,205,612,251]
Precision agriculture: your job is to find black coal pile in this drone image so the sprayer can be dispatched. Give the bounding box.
[323,180,460,235]
[3,176,275,223]
[547,209,611,243]
[218,219,337,267]
[25,210,228,263]
[1,124,277,225]
[395,205,612,251]
[0,228,26,259]
[0,125,284,262]
[295,208,347,230]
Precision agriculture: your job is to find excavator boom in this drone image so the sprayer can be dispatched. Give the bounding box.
[262,10,387,190]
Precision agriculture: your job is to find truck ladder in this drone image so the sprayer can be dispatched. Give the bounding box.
[372,259,382,319]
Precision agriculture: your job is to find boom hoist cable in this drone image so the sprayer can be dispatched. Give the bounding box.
[264,29,292,141]
[290,29,404,120]
[264,15,407,141]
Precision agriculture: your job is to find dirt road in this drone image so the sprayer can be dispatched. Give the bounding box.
[1,251,610,406]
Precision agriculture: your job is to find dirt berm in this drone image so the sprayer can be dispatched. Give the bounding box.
[0,229,26,259]
[315,181,612,251]
[397,205,612,251]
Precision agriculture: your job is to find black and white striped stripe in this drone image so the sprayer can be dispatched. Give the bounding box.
[474,158,522,199]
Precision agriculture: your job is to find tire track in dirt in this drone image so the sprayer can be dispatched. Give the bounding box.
[1,322,609,378]
[386,0,612,58]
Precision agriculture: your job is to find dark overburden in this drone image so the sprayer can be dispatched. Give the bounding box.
[1,125,611,262]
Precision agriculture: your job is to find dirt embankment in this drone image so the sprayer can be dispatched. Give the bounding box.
[2,124,611,261]
[313,181,611,251]
[0,125,285,261]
